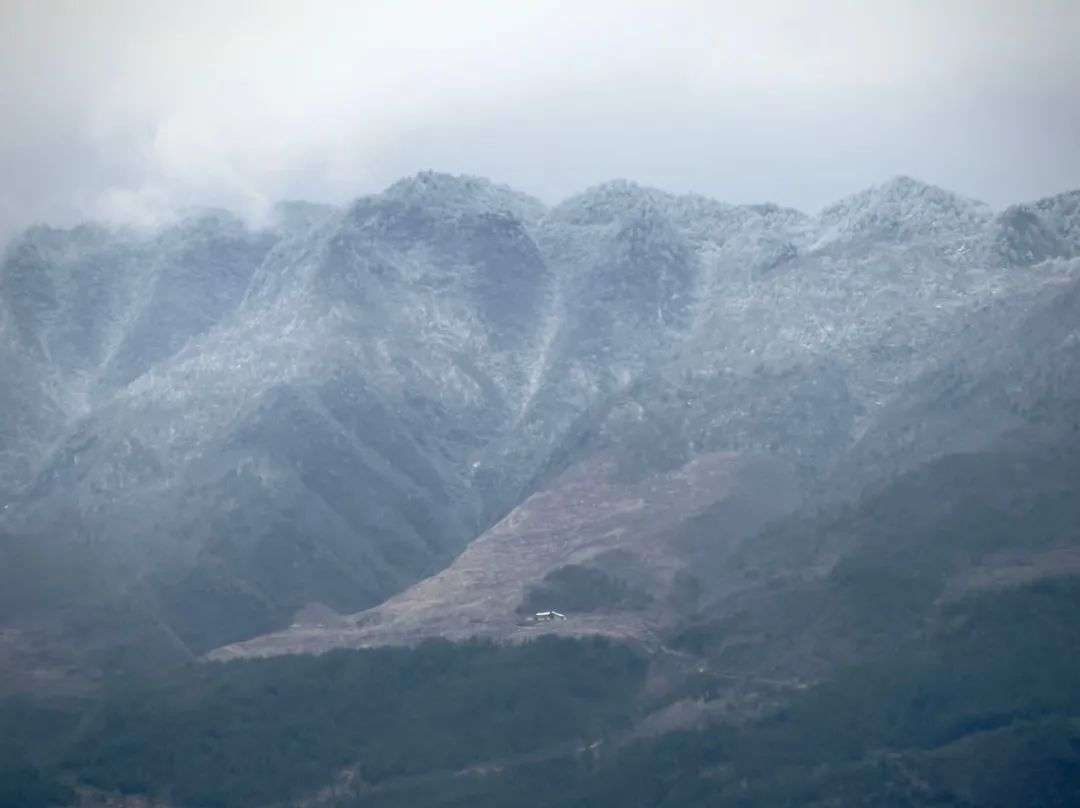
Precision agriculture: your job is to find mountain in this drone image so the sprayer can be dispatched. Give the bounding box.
[1,174,1078,664]
[3,172,1080,806]
[2,174,558,656]
[811,175,991,251]
[989,190,1080,267]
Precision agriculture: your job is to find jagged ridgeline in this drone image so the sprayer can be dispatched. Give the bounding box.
[1,172,1079,670]
[3,171,1080,807]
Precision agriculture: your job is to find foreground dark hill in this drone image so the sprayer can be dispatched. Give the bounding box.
[7,429,1080,806]
[1,172,1079,682]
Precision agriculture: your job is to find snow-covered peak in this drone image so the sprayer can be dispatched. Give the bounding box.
[813,175,991,250]
[989,190,1080,267]
[1032,189,1080,246]
[377,171,545,224]
[546,179,676,227]
[549,182,809,253]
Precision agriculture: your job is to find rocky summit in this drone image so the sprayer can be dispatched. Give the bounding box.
[2,172,1079,684]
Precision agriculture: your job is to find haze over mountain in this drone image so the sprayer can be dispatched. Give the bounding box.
[1,171,1077,672]
[6,2,1080,253]
[2,171,1080,806]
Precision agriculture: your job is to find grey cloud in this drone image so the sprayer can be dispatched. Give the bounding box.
[2,0,1079,246]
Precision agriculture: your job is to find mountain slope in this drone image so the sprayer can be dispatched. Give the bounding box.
[1,173,1078,681]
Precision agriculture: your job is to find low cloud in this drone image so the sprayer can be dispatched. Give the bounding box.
[3,0,1079,244]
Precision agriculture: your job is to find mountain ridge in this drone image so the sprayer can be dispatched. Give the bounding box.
[2,172,1079,683]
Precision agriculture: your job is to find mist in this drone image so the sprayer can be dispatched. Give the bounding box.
[2,0,1079,245]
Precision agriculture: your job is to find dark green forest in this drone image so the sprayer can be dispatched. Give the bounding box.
[1,637,645,807]
[342,578,1080,807]
[5,440,1080,806]
[4,575,1080,807]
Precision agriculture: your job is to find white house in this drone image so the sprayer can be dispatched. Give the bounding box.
[534,610,567,621]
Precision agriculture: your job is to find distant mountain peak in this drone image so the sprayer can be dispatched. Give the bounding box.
[385,170,499,200]
[880,173,934,193]
[548,180,677,227]
[990,189,1080,266]
[1031,188,1080,239]
[377,171,546,223]
[813,175,991,250]
[828,174,986,213]
[582,178,654,198]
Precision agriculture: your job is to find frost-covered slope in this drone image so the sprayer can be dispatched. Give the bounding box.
[988,189,1080,266]
[0,215,277,496]
[2,172,1078,672]
[4,174,559,650]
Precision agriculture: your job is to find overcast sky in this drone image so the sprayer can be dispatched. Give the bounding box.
[2,0,1079,242]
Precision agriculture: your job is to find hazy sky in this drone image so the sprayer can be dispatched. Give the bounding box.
[2,0,1079,242]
